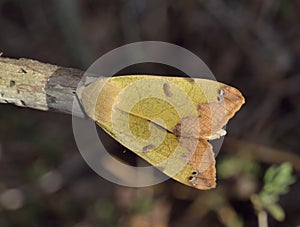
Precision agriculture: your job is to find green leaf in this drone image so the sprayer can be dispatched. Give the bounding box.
[266,204,285,221]
[263,162,296,195]
[251,162,296,222]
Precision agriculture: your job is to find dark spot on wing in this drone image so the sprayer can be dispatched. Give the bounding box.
[163,83,173,97]
[142,144,155,153]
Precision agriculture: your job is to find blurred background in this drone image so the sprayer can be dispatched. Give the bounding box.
[0,0,300,226]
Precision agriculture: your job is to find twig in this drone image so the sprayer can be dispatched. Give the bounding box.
[258,210,268,227]
[0,56,85,117]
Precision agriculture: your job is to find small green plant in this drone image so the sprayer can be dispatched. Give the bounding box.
[251,162,296,227]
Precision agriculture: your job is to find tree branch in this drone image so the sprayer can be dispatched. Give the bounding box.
[0,56,85,116]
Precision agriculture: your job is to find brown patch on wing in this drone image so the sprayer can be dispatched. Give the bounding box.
[222,86,245,118]
[173,86,245,138]
[189,164,216,189]
[179,137,216,190]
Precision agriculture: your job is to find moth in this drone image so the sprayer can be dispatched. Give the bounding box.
[76,75,245,190]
